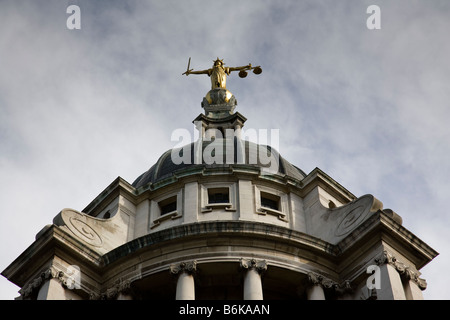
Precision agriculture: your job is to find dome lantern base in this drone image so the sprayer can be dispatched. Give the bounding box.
[202,88,237,119]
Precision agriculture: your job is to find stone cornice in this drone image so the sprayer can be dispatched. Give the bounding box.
[335,210,438,271]
[1,224,103,288]
[378,212,439,268]
[136,165,356,204]
[192,111,247,125]
[301,167,356,203]
[103,221,337,266]
[82,176,137,216]
[135,164,293,196]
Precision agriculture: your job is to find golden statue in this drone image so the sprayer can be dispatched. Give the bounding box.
[183,57,262,90]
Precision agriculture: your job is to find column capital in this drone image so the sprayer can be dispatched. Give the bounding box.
[307,272,338,289]
[374,250,427,290]
[170,260,198,275]
[19,266,74,299]
[105,278,132,300]
[240,258,268,274]
[402,267,427,290]
[374,250,396,266]
[241,258,265,300]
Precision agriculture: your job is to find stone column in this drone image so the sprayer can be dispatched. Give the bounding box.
[170,261,197,300]
[306,273,326,300]
[306,284,325,300]
[37,277,67,300]
[240,258,267,300]
[377,263,406,300]
[374,251,408,300]
[401,268,426,300]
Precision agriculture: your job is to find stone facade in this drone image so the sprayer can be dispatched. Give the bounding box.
[1,84,438,300]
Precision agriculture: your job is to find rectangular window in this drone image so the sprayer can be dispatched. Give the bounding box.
[260,192,280,211]
[208,187,230,204]
[159,196,177,215]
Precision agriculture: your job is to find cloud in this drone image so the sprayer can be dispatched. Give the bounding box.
[1,0,449,299]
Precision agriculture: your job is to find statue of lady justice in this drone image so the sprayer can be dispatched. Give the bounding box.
[183,57,262,90]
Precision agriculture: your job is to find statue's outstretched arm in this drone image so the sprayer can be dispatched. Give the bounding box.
[228,64,252,72]
[184,69,211,76]
[182,58,212,76]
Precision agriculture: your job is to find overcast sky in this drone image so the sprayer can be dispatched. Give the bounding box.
[1,0,449,299]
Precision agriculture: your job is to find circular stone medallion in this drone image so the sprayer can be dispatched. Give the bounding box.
[61,209,103,247]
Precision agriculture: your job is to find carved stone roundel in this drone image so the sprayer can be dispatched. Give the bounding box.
[335,205,368,237]
[68,217,103,247]
[61,209,103,247]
